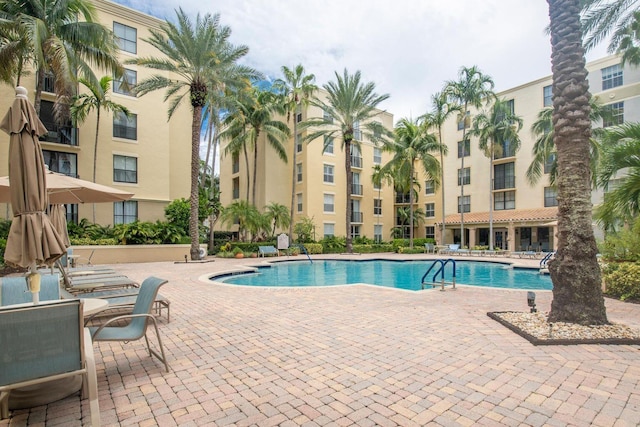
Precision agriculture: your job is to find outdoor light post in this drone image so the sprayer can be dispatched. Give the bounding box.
[527,291,537,313]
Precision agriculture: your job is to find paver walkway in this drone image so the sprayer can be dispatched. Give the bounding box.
[2,254,639,426]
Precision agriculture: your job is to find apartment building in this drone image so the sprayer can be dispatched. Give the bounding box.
[429,54,640,251]
[219,91,396,242]
[0,0,191,226]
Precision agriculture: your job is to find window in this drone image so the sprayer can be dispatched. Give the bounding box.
[457,111,470,130]
[324,136,334,154]
[351,200,362,223]
[374,224,383,243]
[544,153,556,174]
[494,191,516,210]
[297,193,303,212]
[323,164,334,183]
[323,109,333,124]
[350,144,362,168]
[457,195,470,213]
[425,203,435,218]
[232,152,239,174]
[114,22,137,54]
[42,150,77,177]
[39,101,77,146]
[544,187,558,207]
[494,162,515,189]
[296,133,303,153]
[353,121,362,141]
[374,199,382,215]
[323,194,335,212]
[602,64,623,90]
[296,113,302,123]
[350,225,361,238]
[114,200,137,224]
[113,69,137,96]
[543,85,552,107]
[373,147,382,164]
[457,140,470,158]
[113,112,137,140]
[296,163,303,182]
[425,180,435,195]
[351,172,363,195]
[603,102,624,127]
[113,155,137,183]
[232,177,239,199]
[425,226,435,240]
[323,223,335,237]
[457,167,470,186]
[373,180,381,190]
[495,139,517,158]
[65,204,79,224]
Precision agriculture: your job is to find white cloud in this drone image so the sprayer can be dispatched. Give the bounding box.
[117,0,611,122]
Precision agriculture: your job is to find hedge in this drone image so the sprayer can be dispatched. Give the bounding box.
[603,262,640,301]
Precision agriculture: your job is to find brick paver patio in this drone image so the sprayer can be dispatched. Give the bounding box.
[2,254,639,426]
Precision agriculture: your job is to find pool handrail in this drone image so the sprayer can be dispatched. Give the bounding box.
[422,259,456,290]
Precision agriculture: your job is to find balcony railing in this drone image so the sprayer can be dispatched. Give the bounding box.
[351,184,363,196]
[350,155,362,168]
[493,176,516,190]
[39,124,78,146]
[395,193,411,204]
[351,212,363,223]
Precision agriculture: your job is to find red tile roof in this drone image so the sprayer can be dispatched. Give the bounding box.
[441,207,558,225]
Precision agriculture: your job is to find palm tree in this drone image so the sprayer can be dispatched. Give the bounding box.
[273,64,318,242]
[617,10,640,65]
[595,123,640,229]
[221,87,289,205]
[301,69,390,253]
[371,165,394,242]
[469,99,523,250]
[581,0,640,52]
[444,66,496,248]
[0,0,122,115]
[131,8,257,260]
[547,0,608,325]
[527,97,609,187]
[382,117,443,248]
[71,76,130,222]
[265,202,291,236]
[219,200,261,242]
[421,92,457,245]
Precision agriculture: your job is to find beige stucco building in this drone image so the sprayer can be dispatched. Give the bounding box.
[0,0,191,226]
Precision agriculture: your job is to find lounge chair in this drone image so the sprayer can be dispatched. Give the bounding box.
[424,243,436,254]
[88,276,170,372]
[258,245,279,257]
[78,287,170,322]
[0,299,100,426]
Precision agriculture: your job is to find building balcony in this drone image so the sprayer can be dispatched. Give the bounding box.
[351,184,363,196]
[350,156,362,169]
[395,193,411,204]
[351,212,363,223]
[39,124,78,146]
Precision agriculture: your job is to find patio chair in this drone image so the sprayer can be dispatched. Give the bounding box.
[78,287,171,322]
[424,243,435,254]
[0,274,60,305]
[88,276,170,372]
[0,299,100,426]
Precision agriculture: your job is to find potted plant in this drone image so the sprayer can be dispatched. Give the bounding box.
[233,247,244,259]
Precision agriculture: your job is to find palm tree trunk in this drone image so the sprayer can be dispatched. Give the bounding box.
[547,0,608,325]
[460,126,466,248]
[345,139,353,253]
[289,119,298,243]
[409,161,415,249]
[208,128,219,252]
[92,110,101,223]
[243,143,250,202]
[439,130,446,245]
[488,142,494,251]
[252,130,260,206]
[189,106,203,260]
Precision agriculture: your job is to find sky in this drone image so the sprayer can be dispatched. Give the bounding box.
[114,0,610,122]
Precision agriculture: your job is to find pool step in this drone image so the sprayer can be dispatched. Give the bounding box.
[539,268,550,275]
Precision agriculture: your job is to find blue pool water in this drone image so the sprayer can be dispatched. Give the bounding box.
[217,260,553,291]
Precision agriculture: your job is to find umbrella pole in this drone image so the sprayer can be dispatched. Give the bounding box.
[27,262,40,304]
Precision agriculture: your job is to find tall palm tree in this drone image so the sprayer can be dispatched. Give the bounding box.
[382,117,443,248]
[527,97,609,187]
[421,92,457,245]
[220,200,260,243]
[617,10,640,65]
[71,76,130,222]
[469,99,523,250]
[273,64,318,242]
[301,69,390,253]
[444,66,495,248]
[371,164,394,242]
[131,8,257,260]
[265,202,291,236]
[0,0,122,115]
[581,0,640,52]
[547,0,608,325]
[595,123,640,228]
[221,87,289,206]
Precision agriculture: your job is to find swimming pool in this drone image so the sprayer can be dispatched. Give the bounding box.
[216,260,553,291]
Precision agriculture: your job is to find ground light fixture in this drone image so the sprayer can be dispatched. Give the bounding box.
[527,291,537,313]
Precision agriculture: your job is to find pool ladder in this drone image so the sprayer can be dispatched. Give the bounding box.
[421,259,456,290]
[539,252,555,274]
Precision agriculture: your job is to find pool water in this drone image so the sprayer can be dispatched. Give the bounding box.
[217,260,553,291]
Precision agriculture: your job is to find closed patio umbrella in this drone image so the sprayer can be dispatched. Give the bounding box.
[0,87,67,303]
[48,204,71,247]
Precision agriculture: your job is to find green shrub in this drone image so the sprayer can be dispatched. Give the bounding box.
[352,244,394,253]
[303,243,323,254]
[599,220,640,262]
[69,237,119,246]
[320,236,345,254]
[603,262,640,301]
[164,198,190,236]
[392,239,409,249]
